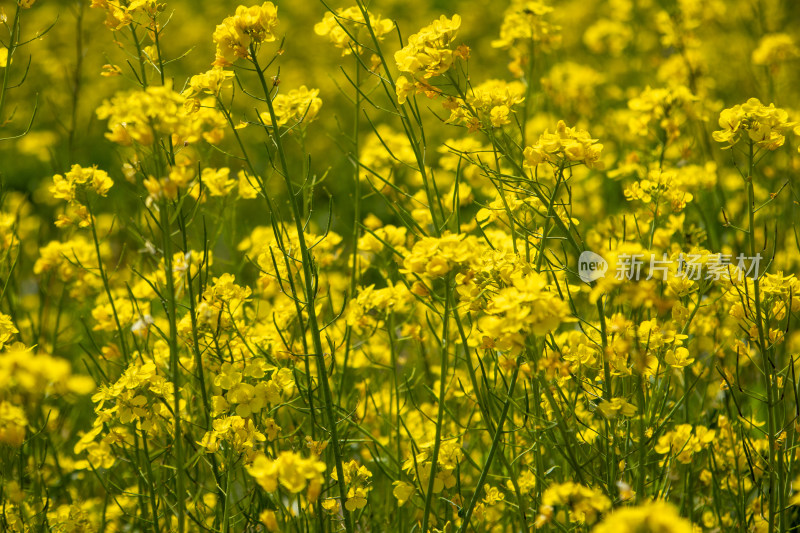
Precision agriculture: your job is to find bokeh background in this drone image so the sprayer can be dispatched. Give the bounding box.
[3,0,798,234]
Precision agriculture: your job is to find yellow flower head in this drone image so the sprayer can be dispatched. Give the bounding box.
[213,2,279,66]
[524,120,604,170]
[315,7,394,56]
[712,98,795,150]
[395,15,462,79]
[263,86,323,127]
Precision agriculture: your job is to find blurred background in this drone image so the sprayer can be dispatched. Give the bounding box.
[1,0,798,250]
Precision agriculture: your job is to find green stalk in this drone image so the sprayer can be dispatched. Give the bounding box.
[636,371,647,499]
[160,197,185,533]
[129,25,149,88]
[0,3,20,127]
[140,430,162,533]
[421,279,452,533]
[535,162,565,273]
[67,1,84,163]
[596,296,617,498]
[339,52,362,398]
[215,91,320,444]
[457,363,520,532]
[387,313,405,531]
[86,199,130,363]
[746,140,778,532]
[249,44,354,533]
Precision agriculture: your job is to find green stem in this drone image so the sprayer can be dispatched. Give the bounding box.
[535,163,564,273]
[746,140,778,532]
[249,44,354,533]
[339,52,362,400]
[458,363,520,532]
[129,25,149,88]
[421,278,452,533]
[160,197,185,533]
[596,296,617,498]
[0,3,21,127]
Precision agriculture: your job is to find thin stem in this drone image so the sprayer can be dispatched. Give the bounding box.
[160,197,185,533]
[0,4,21,127]
[747,140,777,532]
[458,363,520,532]
[249,44,354,533]
[421,279,452,533]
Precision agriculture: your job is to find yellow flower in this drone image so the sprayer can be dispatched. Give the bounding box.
[524,120,604,169]
[395,15,462,79]
[393,481,415,506]
[202,167,236,197]
[490,105,510,127]
[396,76,413,105]
[184,68,235,99]
[86,440,116,469]
[227,382,268,417]
[665,346,694,368]
[536,482,611,527]
[213,3,279,66]
[260,510,280,532]
[0,313,18,350]
[314,7,394,56]
[238,170,259,199]
[752,33,800,66]
[597,397,637,419]
[592,500,692,533]
[50,165,114,205]
[247,451,326,495]
[100,64,122,77]
[712,98,795,150]
[654,424,715,463]
[264,86,323,127]
[97,83,226,147]
[214,362,243,390]
[0,401,28,447]
[345,487,368,511]
[322,498,340,514]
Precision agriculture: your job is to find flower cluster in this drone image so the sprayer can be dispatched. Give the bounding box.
[329,460,373,512]
[446,79,526,131]
[314,7,394,56]
[593,501,692,533]
[184,67,235,100]
[712,98,795,150]
[246,451,326,501]
[477,271,573,352]
[402,439,463,498]
[198,415,269,454]
[213,2,280,66]
[6,0,800,531]
[627,85,701,141]
[752,33,799,67]
[96,84,226,146]
[264,86,323,127]
[535,482,612,527]
[523,120,604,169]
[492,1,561,76]
[654,424,716,464]
[50,165,114,227]
[395,15,464,79]
[402,233,480,280]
